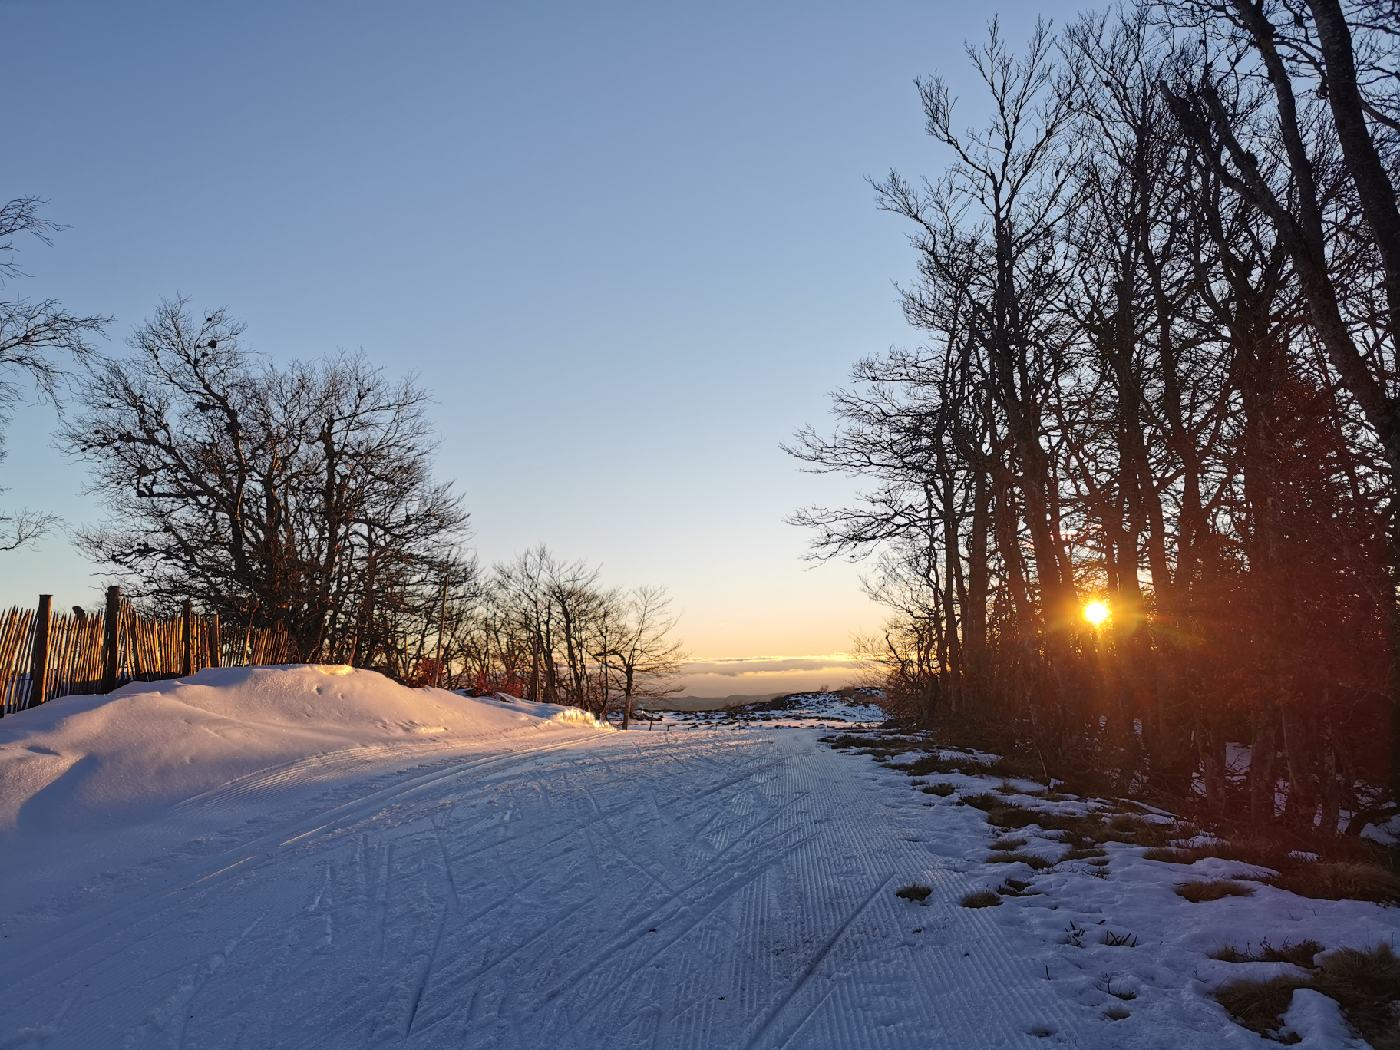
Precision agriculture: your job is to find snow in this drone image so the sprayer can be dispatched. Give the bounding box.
[0,669,1396,1048]
[1279,989,1367,1048]
[0,666,604,835]
[666,689,887,729]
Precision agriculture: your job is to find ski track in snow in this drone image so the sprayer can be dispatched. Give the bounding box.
[4,728,1126,1049]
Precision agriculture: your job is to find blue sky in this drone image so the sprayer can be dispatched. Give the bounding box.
[1,0,1077,693]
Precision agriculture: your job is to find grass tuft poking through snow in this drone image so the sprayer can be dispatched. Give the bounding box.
[894,883,932,903]
[959,889,1002,908]
[989,836,1027,851]
[986,851,1055,871]
[1175,879,1256,903]
[1216,944,1400,1048]
[960,792,1006,811]
[1270,860,1400,904]
[1210,940,1323,966]
[921,782,956,796]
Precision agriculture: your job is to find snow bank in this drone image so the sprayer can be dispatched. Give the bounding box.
[472,691,614,730]
[0,665,606,835]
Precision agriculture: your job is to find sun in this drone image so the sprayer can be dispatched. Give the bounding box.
[1082,599,1111,628]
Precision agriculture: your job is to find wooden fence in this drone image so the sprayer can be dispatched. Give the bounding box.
[1,587,298,718]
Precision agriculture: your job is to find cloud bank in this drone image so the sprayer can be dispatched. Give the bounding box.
[677,654,870,698]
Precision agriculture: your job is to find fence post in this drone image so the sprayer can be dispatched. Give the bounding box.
[181,599,194,677]
[26,594,53,709]
[101,585,121,693]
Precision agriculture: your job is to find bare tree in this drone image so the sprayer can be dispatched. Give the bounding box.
[610,585,685,728]
[65,298,468,663]
[0,196,108,549]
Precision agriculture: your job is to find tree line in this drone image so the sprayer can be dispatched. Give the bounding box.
[792,0,1398,830]
[1,234,682,717]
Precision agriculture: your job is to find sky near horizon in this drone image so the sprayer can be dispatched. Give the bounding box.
[2,0,1077,696]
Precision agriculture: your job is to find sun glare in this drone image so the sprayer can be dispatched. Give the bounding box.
[1082,599,1111,628]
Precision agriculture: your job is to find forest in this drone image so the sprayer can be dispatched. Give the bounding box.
[791,0,1400,832]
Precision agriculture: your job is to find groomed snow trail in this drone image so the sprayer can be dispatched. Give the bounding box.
[1,728,1085,1049]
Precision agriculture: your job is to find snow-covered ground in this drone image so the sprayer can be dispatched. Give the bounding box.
[663,689,887,729]
[0,669,1394,1048]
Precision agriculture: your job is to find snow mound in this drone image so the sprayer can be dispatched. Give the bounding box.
[0,665,606,835]
[470,692,614,730]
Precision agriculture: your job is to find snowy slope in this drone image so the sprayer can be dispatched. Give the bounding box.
[0,665,605,835]
[1,672,1395,1048]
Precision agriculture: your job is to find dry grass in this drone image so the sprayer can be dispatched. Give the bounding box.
[1210,940,1322,967]
[1141,836,1400,906]
[1175,879,1256,903]
[1216,944,1400,1048]
[821,733,881,750]
[921,782,956,797]
[1142,846,1201,864]
[960,889,1002,908]
[997,877,1035,896]
[1215,976,1303,1042]
[989,836,1028,851]
[1097,813,1178,847]
[986,851,1055,871]
[961,792,1006,811]
[1063,845,1107,861]
[900,752,1013,778]
[895,883,933,903]
[979,801,1181,850]
[1271,861,1400,905]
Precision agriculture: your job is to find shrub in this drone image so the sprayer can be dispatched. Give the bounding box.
[1176,879,1256,903]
